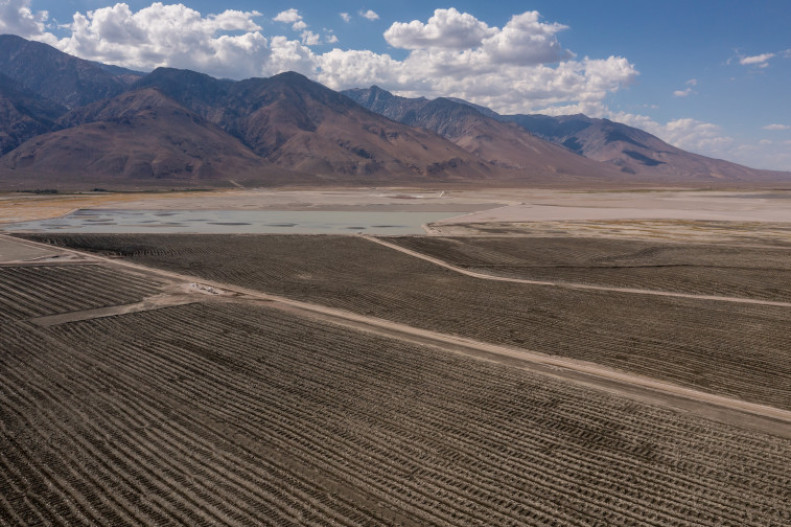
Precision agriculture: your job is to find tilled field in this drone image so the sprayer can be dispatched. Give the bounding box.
[4,298,791,526]
[388,236,791,301]
[23,233,791,410]
[0,264,164,322]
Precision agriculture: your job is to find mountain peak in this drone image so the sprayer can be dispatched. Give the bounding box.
[0,34,141,108]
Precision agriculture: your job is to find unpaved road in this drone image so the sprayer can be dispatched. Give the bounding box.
[5,233,791,439]
[363,235,791,309]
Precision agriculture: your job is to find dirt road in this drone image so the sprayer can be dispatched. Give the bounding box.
[5,233,791,439]
[362,235,791,308]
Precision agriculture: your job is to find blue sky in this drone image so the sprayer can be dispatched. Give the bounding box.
[2,0,790,170]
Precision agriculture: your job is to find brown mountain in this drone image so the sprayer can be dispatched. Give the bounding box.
[0,34,142,109]
[134,68,495,183]
[0,73,66,155]
[345,87,630,182]
[1,35,788,189]
[502,114,790,182]
[345,86,791,184]
[0,88,297,188]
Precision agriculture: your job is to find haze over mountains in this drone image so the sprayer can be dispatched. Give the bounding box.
[0,34,788,190]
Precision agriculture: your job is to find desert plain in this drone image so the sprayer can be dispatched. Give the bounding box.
[2,186,791,526]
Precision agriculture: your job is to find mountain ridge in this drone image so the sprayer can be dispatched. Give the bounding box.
[0,34,788,190]
[344,86,790,184]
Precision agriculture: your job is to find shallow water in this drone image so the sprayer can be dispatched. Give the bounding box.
[2,209,455,235]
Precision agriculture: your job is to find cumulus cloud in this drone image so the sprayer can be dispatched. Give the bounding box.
[608,112,791,170]
[384,9,570,65]
[360,9,379,21]
[0,0,55,42]
[0,3,638,115]
[384,8,497,50]
[301,30,319,46]
[673,78,698,97]
[739,53,774,67]
[51,3,272,78]
[273,9,300,24]
[273,8,307,31]
[340,12,350,23]
[611,112,734,156]
[763,124,789,131]
[481,11,571,65]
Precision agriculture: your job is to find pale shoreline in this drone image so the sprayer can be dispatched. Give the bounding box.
[3,187,791,241]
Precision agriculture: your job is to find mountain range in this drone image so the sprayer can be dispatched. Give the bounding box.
[0,33,788,190]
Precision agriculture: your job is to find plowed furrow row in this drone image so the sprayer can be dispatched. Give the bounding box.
[58,311,785,526]
[0,265,163,316]
[55,304,791,492]
[0,343,295,526]
[0,273,75,315]
[68,343,463,526]
[0,373,160,526]
[157,305,791,475]
[8,324,397,527]
[66,306,791,512]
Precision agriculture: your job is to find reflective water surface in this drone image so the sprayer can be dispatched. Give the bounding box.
[2,209,456,235]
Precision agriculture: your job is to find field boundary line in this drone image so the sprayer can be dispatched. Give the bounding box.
[362,235,791,308]
[28,295,199,327]
[7,233,791,438]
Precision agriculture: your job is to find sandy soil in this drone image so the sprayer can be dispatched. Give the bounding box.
[432,189,791,226]
[5,187,791,226]
[4,187,791,246]
[362,235,791,308]
[9,232,791,438]
[0,188,495,225]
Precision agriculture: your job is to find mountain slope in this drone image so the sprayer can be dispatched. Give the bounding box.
[347,86,790,184]
[345,87,628,182]
[0,88,293,187]
[0,34,142,108]
[136,69,495,182]
[0,72,67,154]
[501,114,787,182]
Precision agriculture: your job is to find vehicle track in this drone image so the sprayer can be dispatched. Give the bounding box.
[362,235,791,309]
[5,233,791,439]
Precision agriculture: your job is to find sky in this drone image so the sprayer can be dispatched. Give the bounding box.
[1,0,790,171]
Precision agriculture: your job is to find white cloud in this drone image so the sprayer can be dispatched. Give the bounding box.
[360,9,379,21]
[0,0,55,43]
[675,79,697,95]
[384,9,570,64]
[610,112,791,171]
[273,8,307,32]
[612,113,733,155]
[340,12,350,23]
[273,9,300,24]
[301,30,319,46]
[739,53,774,66]
[384,8,497,50]
[763,124,789,131]
[1,3,637,116]
[480,11,571,65]
[54,3,269,79]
